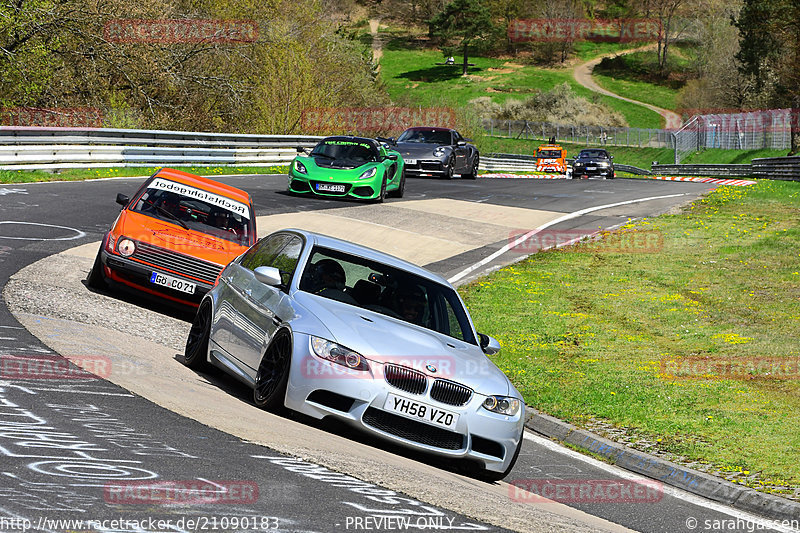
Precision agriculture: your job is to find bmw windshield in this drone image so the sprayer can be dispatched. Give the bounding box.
[299,246,477,345]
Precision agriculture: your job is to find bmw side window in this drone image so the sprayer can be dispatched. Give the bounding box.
[240,234,291,271]
[271,237,303,286]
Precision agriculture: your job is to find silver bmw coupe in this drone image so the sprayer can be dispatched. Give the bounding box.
[183,229,524,480]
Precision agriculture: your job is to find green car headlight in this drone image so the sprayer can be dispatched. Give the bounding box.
[358,167,377,180]
[294,160,307,174]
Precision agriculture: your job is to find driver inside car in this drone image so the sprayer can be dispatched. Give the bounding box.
[396,286,427,326]
[312,259,347,293]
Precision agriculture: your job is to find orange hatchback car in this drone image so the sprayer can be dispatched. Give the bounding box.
[87,168,256,308]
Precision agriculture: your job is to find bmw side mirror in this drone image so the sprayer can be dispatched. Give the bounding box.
[116,193,129,206]
[254,266,282,287]
[478,333,501,356]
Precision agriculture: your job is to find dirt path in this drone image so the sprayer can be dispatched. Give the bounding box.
[369,18,383,70]
[573,45,682,129]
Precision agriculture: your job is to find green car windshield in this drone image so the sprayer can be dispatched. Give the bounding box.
[311,141,378,163]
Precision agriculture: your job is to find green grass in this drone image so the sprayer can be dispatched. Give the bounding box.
[459,180,800,492]
[0,165,289,184]
[379,42,664,129]
[592,50,692,111]
[592,73,680,110]
[680,149,788,165]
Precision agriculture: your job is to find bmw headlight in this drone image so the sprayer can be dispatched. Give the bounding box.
[311,337,370,371]
[481,395,520,416]
[598,161,609,167]
[433,147,446,157]
[358,167,377,180]
[294,160,307,174]
[573,162,583,167]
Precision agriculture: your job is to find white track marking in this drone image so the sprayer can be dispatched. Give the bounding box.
[523,432,800,533]
[448,193,689,283]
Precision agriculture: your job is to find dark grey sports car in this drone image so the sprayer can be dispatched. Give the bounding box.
[387,127,479,179]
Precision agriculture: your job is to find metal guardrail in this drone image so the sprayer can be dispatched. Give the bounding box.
[3,127,797,180]
[650,164,753,178]
[751,156,800,181]
[615,164,650,175]
[0,127,324,170]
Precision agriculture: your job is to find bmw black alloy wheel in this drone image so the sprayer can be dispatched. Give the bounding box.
[254,333,291,410]
[184,302,211,370]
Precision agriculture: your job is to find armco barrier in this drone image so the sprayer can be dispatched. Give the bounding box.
[653,158,800,180]
[651,164,753,178]
[0,127,324,170]
[751,156,800,181]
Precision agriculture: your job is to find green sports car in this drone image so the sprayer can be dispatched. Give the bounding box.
[288,136,405,202]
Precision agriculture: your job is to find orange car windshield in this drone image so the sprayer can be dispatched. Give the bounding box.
[537,150,562,158]
[131,180,252,245]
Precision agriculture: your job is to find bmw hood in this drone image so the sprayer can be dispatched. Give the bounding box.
[292,292,511,395]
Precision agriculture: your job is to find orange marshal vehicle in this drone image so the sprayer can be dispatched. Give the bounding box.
[87,168,257,308]
[535,143,567,173]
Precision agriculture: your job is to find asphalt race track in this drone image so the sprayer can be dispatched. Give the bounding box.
[0,175,790,533]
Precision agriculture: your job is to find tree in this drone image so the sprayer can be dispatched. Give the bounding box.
[429,0,494,76]
[735,0,800,154]
[636,0,690,75]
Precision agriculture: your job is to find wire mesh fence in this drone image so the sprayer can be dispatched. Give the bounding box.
[481,119,676,149]
[671,109,793,163]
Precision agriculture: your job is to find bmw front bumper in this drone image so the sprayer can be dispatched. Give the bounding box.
[284,333,524,473]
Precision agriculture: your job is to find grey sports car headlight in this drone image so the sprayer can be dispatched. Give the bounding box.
[294,160,307,174]
[358,167,377,180]
[433,147,446,157]
[311,337,370,371]
[482,395,521,416]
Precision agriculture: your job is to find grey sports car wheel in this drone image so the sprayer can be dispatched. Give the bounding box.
[253,332,291,410]
[444,158,455,180]
[465,156,479,180]
[183,301,211,370]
